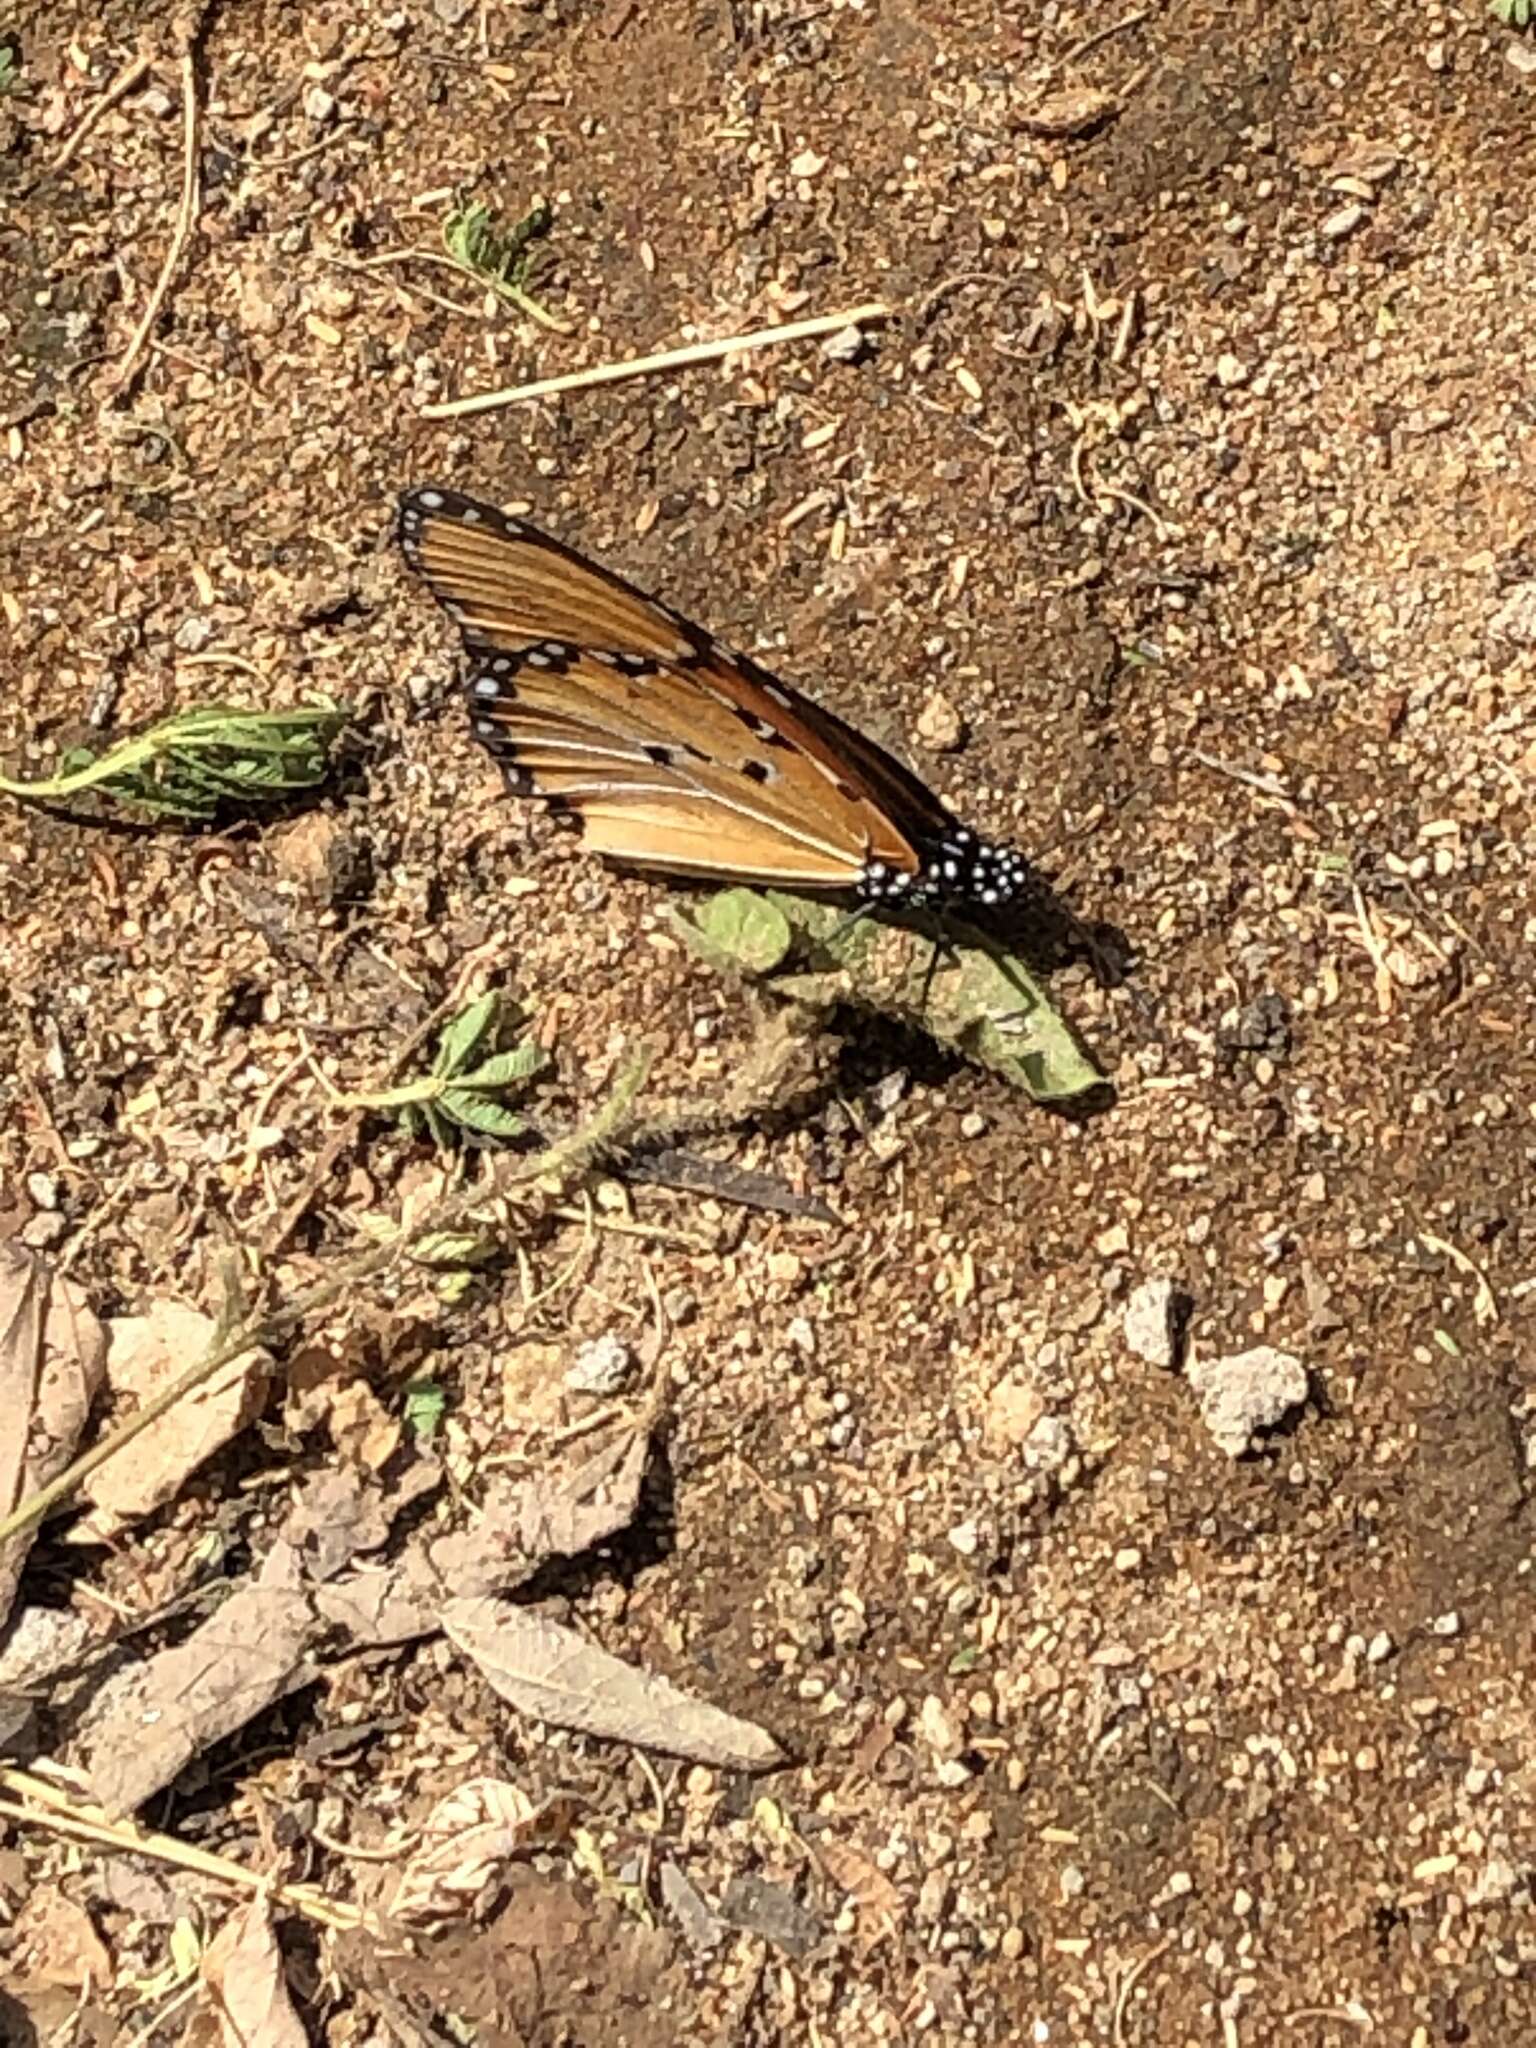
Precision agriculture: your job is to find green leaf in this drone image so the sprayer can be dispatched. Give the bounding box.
[167,1918,202,1979]
[432,992,501,1079]
[689,888,795,974]
[439,1090,526,1138]
[458,1045,544,1089]
[686,888,1107,1105]
[441,191,571,332]
[0,702,350,822]
[411,1229,499,1268]
[403,1379,448,1439]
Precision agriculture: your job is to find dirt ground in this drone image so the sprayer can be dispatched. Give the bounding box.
[3,0,1536,2041]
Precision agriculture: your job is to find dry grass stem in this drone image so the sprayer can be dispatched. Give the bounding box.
[420,300,893,417]
[51,53,152,171]
[112,49,201,396]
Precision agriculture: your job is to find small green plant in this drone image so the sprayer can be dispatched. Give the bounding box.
[1491,0,1534,25]
[338,991,545,1146]
[0,702,350,821]
[442,191,571,332]
[0,38,21,96]
[402,1378,448,1439]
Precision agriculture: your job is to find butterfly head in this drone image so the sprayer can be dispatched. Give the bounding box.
[860,828,1030,914]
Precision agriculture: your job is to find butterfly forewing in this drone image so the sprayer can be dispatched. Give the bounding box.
[399,486,931,890]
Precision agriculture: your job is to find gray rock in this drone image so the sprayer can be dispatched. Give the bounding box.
[564,1333,633,1396]
[660,1861,724,1953]
[1187,1346,1307,1457]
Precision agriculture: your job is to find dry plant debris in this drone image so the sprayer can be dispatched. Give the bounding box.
[443,1599,784,1771]
[198,1898,307,2048]
[0,1246,106,1623]
[72,1300,270,1538]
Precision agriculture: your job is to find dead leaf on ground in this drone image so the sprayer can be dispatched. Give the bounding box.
[11,1886,114,1991]
[1016,85,1120,137]
[443,1599,784,1771]
[77,1537,319,1815]
[0,1242,107,1629]
[200,1898,306,2048]
[314,1425,649,1645]
[73,1301,270,1539]
[390,1775,579,1925]
[817,1839,907,1952]
[324,1377,402,1471]
[283,1465,394,1581]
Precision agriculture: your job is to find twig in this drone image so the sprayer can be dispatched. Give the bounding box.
[246,119,358,172]
[52,52,152,171]
[0,1766,377,1933]
[322,251,483,321]
[1191,750,1295,806]
[420,300,893,418]
[113,48,201,396]
[1111,1935,1169,2046]
[547,1203,714,1251]
[0,1050,652,1548]
[1061,7,1150,72]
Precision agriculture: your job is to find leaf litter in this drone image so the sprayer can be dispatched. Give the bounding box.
[0,1243,107,1632]
[389,1776,580,1925]
[198,1897,307,2048]
[71,1421,660,1813]
[442,1599,783,1772]
[71,1300,271,1540]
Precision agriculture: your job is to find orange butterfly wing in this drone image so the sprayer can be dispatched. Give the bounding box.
[398,488,946,889]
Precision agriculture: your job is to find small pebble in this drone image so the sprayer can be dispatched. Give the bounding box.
[174,615,215,653]
[1186,1346,1307,1457]
[1123,1276,1183,1369]
[662,1285,697,1326]
[821,324,867,364]
[915,690,965,753]
[26,1171,58,1211]
[565,1333,633,1396]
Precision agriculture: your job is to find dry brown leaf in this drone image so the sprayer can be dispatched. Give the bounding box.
[389,1775,578,1924]
[0,1242,107,1628]
[443,1598,784,1771]
[200,1898,306,2048]
[75,1302,270,1537]
[77,1538,318,1815]
[818,1839,906,1952]
[314,1426,648,1646]
[1017,85,1119,137]
[11,1887,113,1991]
[325,1378,402,1471]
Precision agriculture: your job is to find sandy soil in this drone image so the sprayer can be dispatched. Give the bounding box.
[3,0,1536,2042]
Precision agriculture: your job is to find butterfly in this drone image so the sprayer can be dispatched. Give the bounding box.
[397,486,1031,914]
